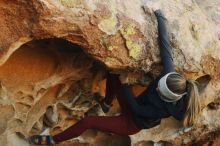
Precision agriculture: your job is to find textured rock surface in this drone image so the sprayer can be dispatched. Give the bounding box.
[0,0,220,146]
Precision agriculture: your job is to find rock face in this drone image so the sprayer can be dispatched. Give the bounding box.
[0,0,220,146]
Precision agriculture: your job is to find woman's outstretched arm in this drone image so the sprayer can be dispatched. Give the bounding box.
[155,10,175,75]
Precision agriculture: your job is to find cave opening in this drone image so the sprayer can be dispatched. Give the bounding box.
[0,38,132,146]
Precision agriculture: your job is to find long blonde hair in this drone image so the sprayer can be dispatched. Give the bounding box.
[167,75,201,127]
[183,80,201,127]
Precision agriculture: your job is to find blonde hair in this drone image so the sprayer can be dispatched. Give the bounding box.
[167,75,201,127]
[167,74,186,95]
[183,80,201,127]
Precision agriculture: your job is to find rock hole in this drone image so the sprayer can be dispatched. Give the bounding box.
[207,102,219,110]
[43,105,58,127]
[195,74,211,95]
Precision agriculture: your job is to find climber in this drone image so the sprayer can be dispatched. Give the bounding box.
[29,7,207,145]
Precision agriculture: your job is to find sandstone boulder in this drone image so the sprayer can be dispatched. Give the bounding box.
[0,0,220,146]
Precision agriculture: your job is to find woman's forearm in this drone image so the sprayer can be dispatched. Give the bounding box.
[155,10,175,74]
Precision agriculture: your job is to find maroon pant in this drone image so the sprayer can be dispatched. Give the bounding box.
[53,74,141,143]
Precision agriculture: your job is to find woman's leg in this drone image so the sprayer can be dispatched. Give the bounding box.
[52,74,141,143]
[53,115,141,143]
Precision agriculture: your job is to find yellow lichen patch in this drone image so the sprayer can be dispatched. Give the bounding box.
[60,0,80,8]
[126,40,141,59]
[120,24,136,38]
[119,24,142,59]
